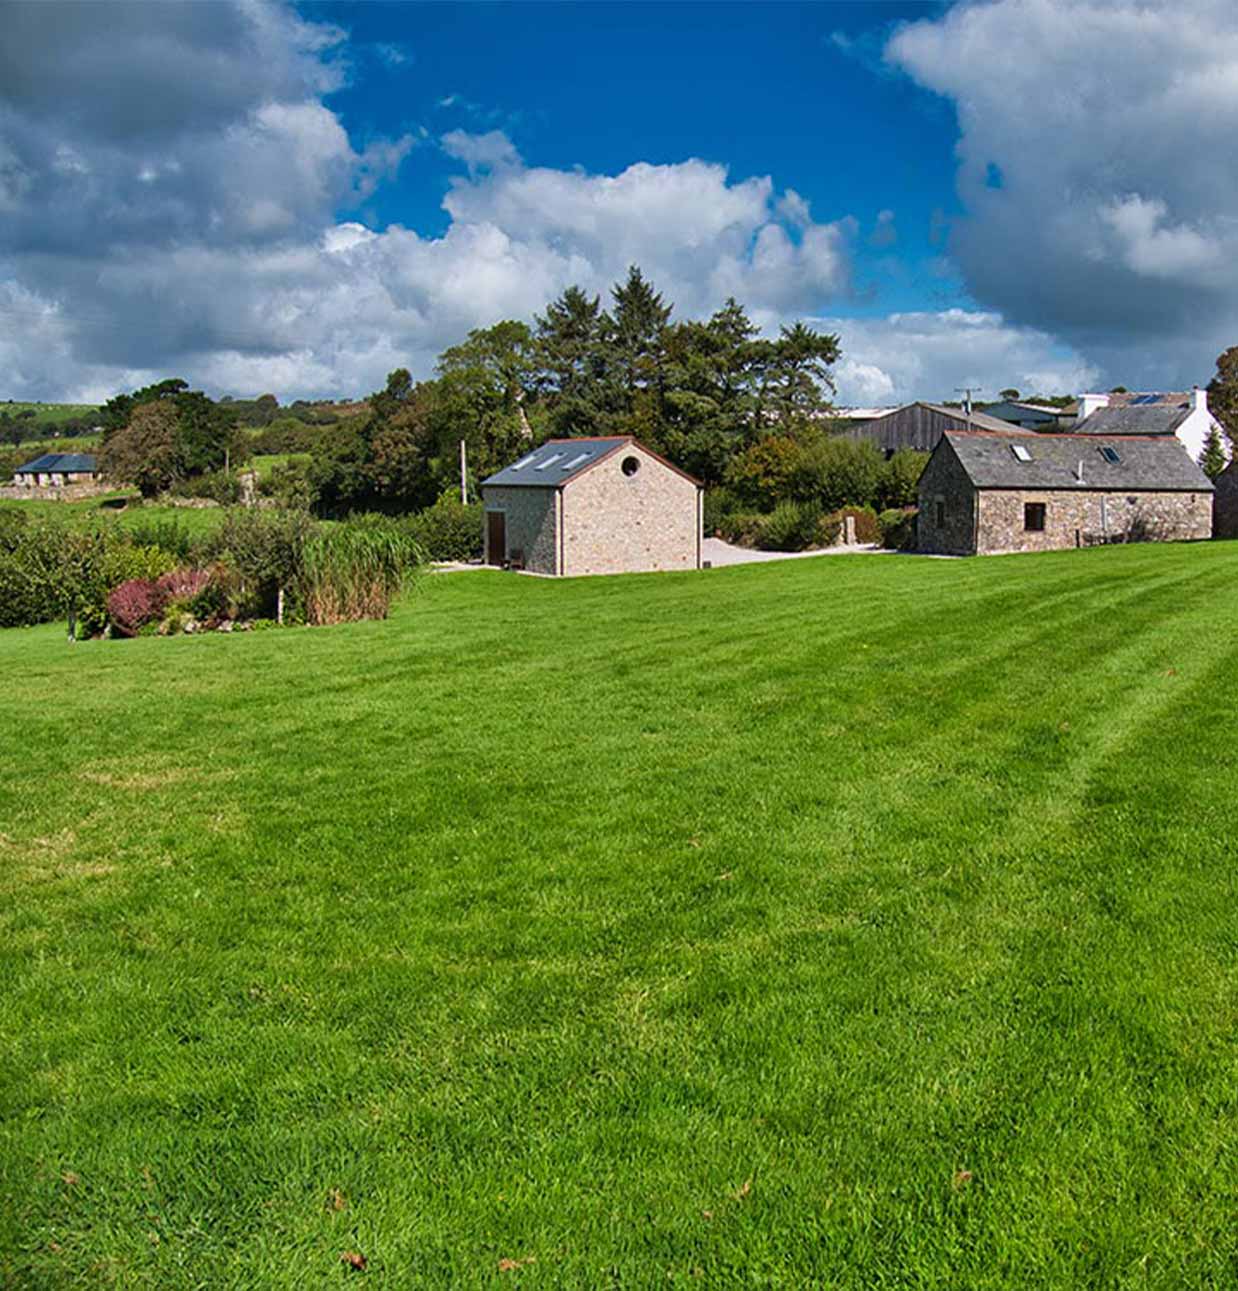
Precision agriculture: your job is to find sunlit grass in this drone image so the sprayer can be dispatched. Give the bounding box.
[1,543,1235,1285]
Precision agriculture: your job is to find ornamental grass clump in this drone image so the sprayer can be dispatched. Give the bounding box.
[299,516,424,625]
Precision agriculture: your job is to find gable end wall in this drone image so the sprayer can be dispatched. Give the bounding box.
[482,485,558,574]
[562,444,700,576]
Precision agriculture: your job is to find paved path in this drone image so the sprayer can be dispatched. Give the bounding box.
[702,537,884,566]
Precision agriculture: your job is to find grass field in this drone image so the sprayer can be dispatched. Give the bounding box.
[0,494,225,541]
[1,402,100,427]
[1,544,1235,1286]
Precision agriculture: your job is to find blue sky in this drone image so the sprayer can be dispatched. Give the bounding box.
[2,0,1237,404]
[313,0,963,311]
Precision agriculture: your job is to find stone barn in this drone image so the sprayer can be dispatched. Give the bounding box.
[918,430,1213,556]
[480,437,702,576]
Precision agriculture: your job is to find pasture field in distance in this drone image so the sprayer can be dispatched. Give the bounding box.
[1,543,1235,1286]
[1,401,100,427]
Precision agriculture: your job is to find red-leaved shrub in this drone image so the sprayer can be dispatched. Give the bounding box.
[107,578,167,637]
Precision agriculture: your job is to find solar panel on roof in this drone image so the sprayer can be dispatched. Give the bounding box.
[1132,393,1160,405]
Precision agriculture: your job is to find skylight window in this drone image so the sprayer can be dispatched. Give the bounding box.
[509,453,538,471]
[561,452,590,470]
[535,453,564,471]
[1011,444,1033,462]
[1100,446,1121,464]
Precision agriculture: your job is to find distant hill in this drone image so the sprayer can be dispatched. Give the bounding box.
[1,400,101,429]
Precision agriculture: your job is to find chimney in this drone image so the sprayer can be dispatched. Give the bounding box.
[1192,385,1208,414]
[1076,392,1109,423]
[1076,459,1085,485]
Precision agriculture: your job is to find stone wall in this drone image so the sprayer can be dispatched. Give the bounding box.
[916,441,978,555]
[481,485,559,574]
[0,480,110,501]
[976,489,1212,554]
[1214,464,1238,540]
[561,443,700,575]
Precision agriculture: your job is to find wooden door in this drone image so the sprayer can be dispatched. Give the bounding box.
[487,510,506,565]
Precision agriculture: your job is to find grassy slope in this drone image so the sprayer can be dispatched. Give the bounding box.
[1,402,100,427]
[0,495,224,540]
[0,546,1235,1287]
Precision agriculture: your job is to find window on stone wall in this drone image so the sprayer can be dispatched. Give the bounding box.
[935,498,945,527]
[1024,502,1046,532]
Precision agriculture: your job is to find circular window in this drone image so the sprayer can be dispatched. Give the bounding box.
[621,455,641,477]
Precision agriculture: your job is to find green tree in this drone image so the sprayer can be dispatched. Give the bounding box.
[535,285,607,437]
[1206,347,1238,451]
[98,400,179,496]
[1199,426,1228,480]
[999,388,1021,401]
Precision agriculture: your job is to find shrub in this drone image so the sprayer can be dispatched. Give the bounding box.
[826,505,880,545]
[724,436,803,508]
[879,507,918,550]
[299,515,425,625]
[107,579,167,637]
[755,500,823,552]
[717,511,766,546]
[260,459,318,511]
[404,494,483,562]
[877,450,928,510]
[815,512,843,548]
[169,470,241,505]
[793,438,884,511]
[198,508,318,620]
[702,487,741,536]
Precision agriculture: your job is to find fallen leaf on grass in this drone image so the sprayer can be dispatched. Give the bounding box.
[732,1178,752,1201]
[326,1188,347,1212]
[952,1170,973,1190]
[716,871,734,882]
[1164,668,1178,678]
[340,1250,367,1271]
[701,1210,714,1221]
[498,1255,537,1272]
[61,1172,79,1187]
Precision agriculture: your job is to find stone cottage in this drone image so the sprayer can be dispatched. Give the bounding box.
[918,430,1213,556]
[480,437,702,576]
[11,452,98,488]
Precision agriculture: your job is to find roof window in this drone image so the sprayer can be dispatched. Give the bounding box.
[561,452,590,470]
[1011,444,1033,462]
[1100,446,1121,464]
[535,453,564,471]
[509,453,539,471]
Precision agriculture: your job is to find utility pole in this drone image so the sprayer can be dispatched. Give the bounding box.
[954,386,982,430]
[459,439,468,505]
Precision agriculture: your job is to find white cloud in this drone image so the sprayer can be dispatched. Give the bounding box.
[440,129,521,172]
[885,0,1238,387]
[824,309,1099,407]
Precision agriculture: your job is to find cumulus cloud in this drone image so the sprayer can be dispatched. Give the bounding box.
[886,0,1238,386]
[0,0,861,400]
[824,309,1098,407]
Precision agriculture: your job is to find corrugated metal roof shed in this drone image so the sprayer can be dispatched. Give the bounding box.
[15,453,97,473]
[945,431,1212,492]
[481,438,631,488]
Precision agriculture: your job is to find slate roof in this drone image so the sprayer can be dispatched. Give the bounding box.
[481,437,701,489]
[15,452,97,474]
[944,431,1212,492]
[1073,402,1191,436]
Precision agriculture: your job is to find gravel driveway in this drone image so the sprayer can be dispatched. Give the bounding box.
[702,537,883,566]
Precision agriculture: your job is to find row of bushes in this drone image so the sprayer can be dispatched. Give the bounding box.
[707,500,918,553]
[0,508,425,636]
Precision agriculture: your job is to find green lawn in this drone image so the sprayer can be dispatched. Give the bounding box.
[1,545,1235,1286]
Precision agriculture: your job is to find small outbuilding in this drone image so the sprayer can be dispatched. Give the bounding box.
[10,452,98,488]
[917,430,1213,556]
[480,436,703,576]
